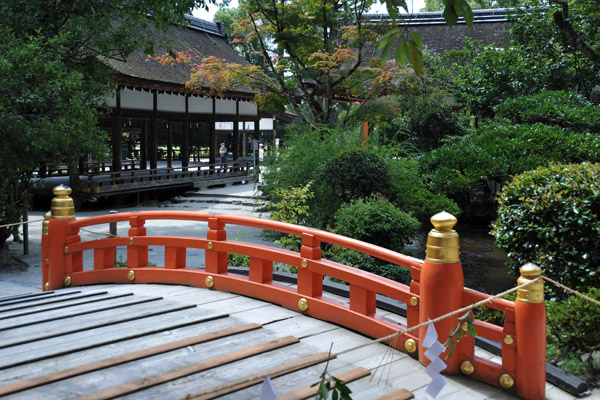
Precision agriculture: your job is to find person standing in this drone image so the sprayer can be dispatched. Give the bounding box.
[258,143,265,183]
[219,142,228,167]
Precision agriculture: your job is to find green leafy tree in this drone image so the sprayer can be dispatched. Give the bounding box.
[451,1,600,120]
[0,0,210,254]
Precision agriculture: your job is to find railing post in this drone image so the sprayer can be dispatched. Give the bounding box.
[206,217,227,274]
[128,216,148,268]
[298,233,323,298]
[418,212,463,373]
[41,212,51,290]
[514,263,546,400]
[47,185,76,290]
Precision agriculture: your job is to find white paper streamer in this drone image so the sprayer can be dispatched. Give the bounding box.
[260,375,277,400]
[422,321,448,398]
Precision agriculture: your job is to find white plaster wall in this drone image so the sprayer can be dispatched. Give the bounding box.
[158,93,186,113]
[239,101,258,116]
[120,88,154,110]
[216,98,237,115]
[189,96,213,114]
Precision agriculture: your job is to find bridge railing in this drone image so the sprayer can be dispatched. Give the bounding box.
[42,185,546,400]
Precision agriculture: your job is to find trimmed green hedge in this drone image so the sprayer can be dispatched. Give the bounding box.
[495,91,600,133]
[492,163,600,296]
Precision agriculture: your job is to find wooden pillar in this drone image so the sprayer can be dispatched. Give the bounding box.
[150,92,158,170]
[209,98,216,166]
[182,96,189,169]
[242,127,247,157]
[233,121,239,161]
[167,121,173,169]
[140,120,148,169]
[112,89,122,173]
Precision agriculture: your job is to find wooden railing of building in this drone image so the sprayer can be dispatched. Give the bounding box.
[42,185,547,400]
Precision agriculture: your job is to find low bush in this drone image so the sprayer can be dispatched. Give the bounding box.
[333,196,420,253]
[546,287,600,384]
[492,163,600,296]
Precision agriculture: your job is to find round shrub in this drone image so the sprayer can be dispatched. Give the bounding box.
[333,196,420,252]
[321,150,391,203]
[492,163,600,295]
[399,94,467,151]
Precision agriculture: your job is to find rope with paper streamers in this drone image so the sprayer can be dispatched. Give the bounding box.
[178,277,542,400]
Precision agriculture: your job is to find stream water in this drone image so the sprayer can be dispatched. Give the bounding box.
[407,224,515,295]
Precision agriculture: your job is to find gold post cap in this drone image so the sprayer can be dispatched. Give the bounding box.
[425,211,460,263]
[520,262,542,277]
[51,185,75,219]
[431,211,457,232]
[517,263,544,304]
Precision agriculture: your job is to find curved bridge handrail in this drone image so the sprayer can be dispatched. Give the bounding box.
[67,210,423,270]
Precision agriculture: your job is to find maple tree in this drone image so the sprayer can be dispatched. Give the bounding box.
[156,0,418,126]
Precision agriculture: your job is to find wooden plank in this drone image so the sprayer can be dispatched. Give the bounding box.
[0,302,197,349]
[0,291,55,303]
[191,352,335,400]
[0,295,160,330]
[0,290,80,307]
[277,367,371,400]
[0,312,229,370]
[0,323,261,397]
[76,336,300,400]
[0,315,242,385]
[0,291,108,313]
[375,388,414,400]
[0,292,136,321]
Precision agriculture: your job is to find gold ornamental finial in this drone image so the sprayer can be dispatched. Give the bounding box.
[431,211,457,232]
[516,263,544,304]
[42,211,51,235]
[51,185,75,219]
[425,211,460,263]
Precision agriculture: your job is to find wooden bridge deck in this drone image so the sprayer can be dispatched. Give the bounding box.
[0,283,544,400]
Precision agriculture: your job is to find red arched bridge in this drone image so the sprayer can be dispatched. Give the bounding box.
[36,185,546,399]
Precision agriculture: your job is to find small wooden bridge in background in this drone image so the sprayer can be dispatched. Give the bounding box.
[0,186,554,399]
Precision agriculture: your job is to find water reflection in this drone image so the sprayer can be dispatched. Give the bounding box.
[407,224,515,295]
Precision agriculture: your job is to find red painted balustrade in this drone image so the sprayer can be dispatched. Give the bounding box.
[42,186,546,399]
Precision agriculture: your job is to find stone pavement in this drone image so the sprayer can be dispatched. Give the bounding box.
[1,182,269,297]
